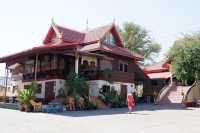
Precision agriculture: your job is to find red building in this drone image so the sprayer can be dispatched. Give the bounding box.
[0,21,152,103]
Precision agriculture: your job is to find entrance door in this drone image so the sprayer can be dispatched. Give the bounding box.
[121,85,127,104]
[45,81,55,103]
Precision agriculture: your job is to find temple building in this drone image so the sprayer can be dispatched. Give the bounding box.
[0,21,152,103]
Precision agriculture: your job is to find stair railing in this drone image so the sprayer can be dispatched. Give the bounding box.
[183,80,200,104]
[155,83,174,104]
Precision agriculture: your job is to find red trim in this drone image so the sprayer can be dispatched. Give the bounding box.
[110,25,123,47]
[23,76,65,82]
[144,69,169,74]
[43,26,54,44]
[0,43,80,63]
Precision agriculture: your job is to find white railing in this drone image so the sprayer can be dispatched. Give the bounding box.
[156,83,174,103]
[11,74,23,81]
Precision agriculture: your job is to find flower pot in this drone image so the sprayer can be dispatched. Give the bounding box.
[24,104,31,112]
[18,103,25,111]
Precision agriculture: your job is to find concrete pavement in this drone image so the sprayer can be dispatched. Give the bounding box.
[0,104,199,133]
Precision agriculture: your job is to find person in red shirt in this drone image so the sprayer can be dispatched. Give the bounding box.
[127,93,134,114]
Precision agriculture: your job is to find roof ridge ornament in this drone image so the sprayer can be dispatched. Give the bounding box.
[51,18,63,40]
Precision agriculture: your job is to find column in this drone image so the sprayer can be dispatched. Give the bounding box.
[34,54,39,81]
[4,65,8,101]
[170,73,173,85]
[75,53,79,74]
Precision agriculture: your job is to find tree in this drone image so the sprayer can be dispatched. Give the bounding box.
[65,73,89,97]
[119,22,161,63]
[168,33,200,85]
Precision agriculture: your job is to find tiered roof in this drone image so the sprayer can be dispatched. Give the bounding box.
[0,22,143,63]
[143,60,171,79]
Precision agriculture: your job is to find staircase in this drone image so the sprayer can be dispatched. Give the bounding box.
[159,86,190,105]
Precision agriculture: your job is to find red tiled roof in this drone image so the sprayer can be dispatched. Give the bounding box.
[147,72,171,79]
[0,23,143,63]
[56,26,85,43]
[144,60,170,73]
[83,24,114,43]
[0,42,79,63]
[44,23,122,46]
[79,43,143,61]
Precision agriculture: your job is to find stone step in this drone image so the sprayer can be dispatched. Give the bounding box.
[0,102,18,110]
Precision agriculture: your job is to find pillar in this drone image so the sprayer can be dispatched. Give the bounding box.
[170,73,173,85]
[34,54,39,81]
[75,53,79,74]
[4,64,8,100]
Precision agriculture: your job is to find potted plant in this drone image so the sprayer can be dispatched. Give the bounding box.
[16,89,33,112]
[64,73,89,110]
[16,81,38,112]
[56,88,66,105]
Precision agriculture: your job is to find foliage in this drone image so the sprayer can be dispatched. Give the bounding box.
[84,96,97,110]
[65,73,89,97]
[57,88,66,98]
[87,100,97,110]
[99,87,125,108]
[110,95,125,108]
[16,81,38,106]
[16,89,34,106]
[119,22,161,63]
[168,33,200,85]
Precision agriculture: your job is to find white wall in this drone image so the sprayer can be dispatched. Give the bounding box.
[87,80,135,96]
[23,79,65,99]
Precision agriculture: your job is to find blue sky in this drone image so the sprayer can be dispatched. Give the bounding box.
[0,0,200,75]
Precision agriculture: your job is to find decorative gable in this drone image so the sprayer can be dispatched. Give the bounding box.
[102,32,116,46]
[51,33,61,44]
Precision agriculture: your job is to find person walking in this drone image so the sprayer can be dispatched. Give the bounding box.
[127,93,134,114]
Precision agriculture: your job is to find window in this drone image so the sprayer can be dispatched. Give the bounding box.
[103,33,116,45]
[24,84,42,94]
[51,56,57,70]
[119,62,128,72]
[36,84,42,94]
[102,85,110,93]
[59,57,65,70]
[90,61,96,69]
[124,64,128,72]
[13,86,18,93]
[24,85,31,90]
[82,60,89,70]
[119,63,123,71]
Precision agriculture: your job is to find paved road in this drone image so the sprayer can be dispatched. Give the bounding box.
[0,104,199,133]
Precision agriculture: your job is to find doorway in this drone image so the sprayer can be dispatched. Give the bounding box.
[45,81,55,103]
[121,85,127,104]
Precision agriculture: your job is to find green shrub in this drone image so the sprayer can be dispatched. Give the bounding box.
[65,73,89,97]
[16,81,38,106]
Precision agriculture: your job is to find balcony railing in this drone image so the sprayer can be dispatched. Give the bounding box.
[23,69,65,81]
[11,74,23,81]
[80,70,101,80]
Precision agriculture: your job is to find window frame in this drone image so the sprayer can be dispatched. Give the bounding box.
[119,61,128,72]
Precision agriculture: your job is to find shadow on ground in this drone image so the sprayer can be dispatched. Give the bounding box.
[48,104,194,117]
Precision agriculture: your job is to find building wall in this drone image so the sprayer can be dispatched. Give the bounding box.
[23,79,65,99]
[132,63,153,96]
[97,52,135,83]
[87,80,135,96]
